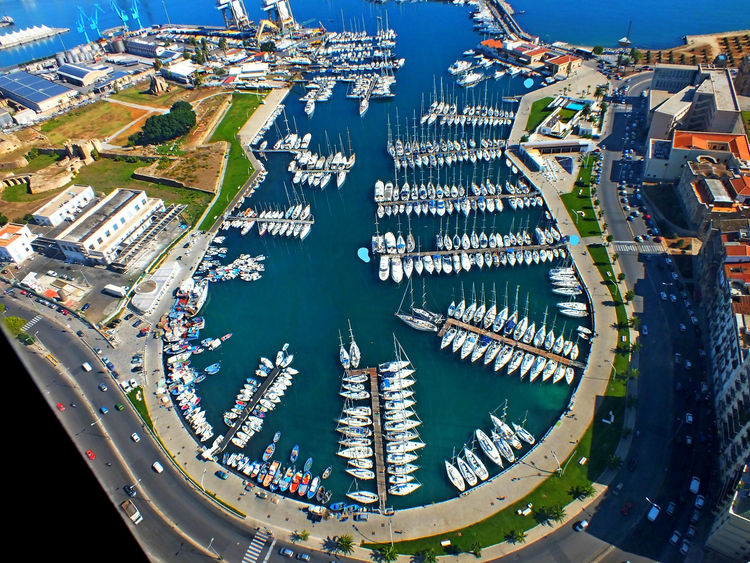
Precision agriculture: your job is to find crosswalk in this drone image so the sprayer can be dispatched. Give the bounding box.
[242,530,273,563]
[22,315,42,332]
[613,241,663,255]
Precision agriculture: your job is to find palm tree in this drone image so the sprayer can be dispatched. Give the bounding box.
[630,340,642,353]
[513,530,527,544]
[608,455,623,469]
[336,535,354,556]
[548,505,566,523]
[420,549,437,563]
[470,542,482,558]
[569,484,595,500]
[379,545,398,563]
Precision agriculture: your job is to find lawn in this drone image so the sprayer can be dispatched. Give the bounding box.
[1,182,66,204]
[557,108,578,123]
[525,97,554,132]
[198,92,264,231]
[68,158,212,226]
[13,152,62,173]
[41,101,145,145]
[744,111,750,137]
[127,387,153,431]
[111,85,192,109]
[560,155,603,238]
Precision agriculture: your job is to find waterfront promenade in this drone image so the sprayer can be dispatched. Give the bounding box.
[131,71,628,562]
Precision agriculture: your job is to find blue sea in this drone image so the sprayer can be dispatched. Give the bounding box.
[1,0,749,67]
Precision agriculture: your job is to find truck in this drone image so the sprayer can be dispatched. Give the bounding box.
[121,499,143,524]
[102,284,128,298]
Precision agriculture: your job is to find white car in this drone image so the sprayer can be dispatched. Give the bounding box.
[660,291,667,301]
[131,432,141,443]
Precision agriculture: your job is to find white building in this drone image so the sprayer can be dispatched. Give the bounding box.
[0,223,34,263]
[32,184,95,227]
[705,464,750,561]
[54,188,164,264]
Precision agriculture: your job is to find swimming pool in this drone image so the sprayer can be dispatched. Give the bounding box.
[566,102,585,111]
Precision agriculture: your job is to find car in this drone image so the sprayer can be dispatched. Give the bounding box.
[669,294,677,303]
[685,360,692,369]
[152,461,164,473]
[124,313,134,320]
[98,383,108,392]
[680,539,690,555]
[679,323,687,332]
[56,402,65,412]
[82,303,91,311]
[685,435,693,446]
[115,403,124,411]
[94,347,102,355]
[671,271,679,281]
[612,482,624,495]
[124,484,137,497]
[573,520,589,531]
[86,450,96,460]
[183,242,190,248]
[669,530,681,545]
[647,504,661,521]
[686,525,696,538]
[627,215,635,222]
[634,235,643,242]
[690,476,701,494]
[666,501,676,516]
[100,406,109,414]
[695,494,705,509]
[690,509,700,523]
[620,501,633,515]
[660,291,668,301]
[133,319,142,328]
[690,315,698,325]
[641,325,648,335]
[623,205,631,211]
[685,412,694,424]
[296,554,311,562]
[131,432,141,443]
[279,548,294,558]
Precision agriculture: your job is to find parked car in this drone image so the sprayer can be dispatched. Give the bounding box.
[669,530,681,545]
[573,520,589,531]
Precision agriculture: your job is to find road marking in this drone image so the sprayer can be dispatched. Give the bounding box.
[46,354,59,366]
[242,530,271,563]
[261,539,276,563]
[22,315,42,332]
[613,241,663,255]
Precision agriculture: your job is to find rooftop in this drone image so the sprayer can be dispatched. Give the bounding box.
[33,184,92,217]
[57,189,142,244]
[0,223,29,247]
[673,131,750,161]
[698,67,741,112]
[0,70,73,104]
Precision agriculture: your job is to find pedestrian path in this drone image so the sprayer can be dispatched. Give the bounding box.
[612,241,663,254]
[22,315,42,332]
[242,529,272,563]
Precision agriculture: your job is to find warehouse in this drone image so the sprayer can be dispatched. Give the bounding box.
[57,63,111,87]
[0,70,75,112]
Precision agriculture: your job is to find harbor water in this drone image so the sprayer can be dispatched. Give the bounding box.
[187,0,589,509]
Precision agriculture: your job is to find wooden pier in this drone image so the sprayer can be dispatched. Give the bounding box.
[438,317,585,369]
[216,365,286,455]
[376,241,565,259]
[347,367,388,512]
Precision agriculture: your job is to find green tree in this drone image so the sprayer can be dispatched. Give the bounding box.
[183,48,190,60]
[505,530,527,544]
[218,37,227,51]
[0,213,9,226]
[153,58,163,70]
[130,101,197,145]
[548,504,566,523]
[606,234,614,243]
[296,529,309,542]
[592,45,604,55]
[608,455,623,469]
[617,272,626,282]
[470,542,482,558]
[3,316,27,336]
[420,548,437,563]
[630,48,642,64]
[625,290,635,302]
[260,41,276,52]
[569,483,595,500]
[378,545,398,562]
[336,535,354,555]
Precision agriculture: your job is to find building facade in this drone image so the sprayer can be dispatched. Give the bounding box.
[705,464,749,561]
[53,188,164,264]
[32,184,95,227]
[0,223,34,263]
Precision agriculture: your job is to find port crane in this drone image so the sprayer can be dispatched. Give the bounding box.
[130,0,142,29]
[110,0,130,29]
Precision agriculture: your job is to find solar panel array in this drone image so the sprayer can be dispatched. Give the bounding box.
[0,71,72,106]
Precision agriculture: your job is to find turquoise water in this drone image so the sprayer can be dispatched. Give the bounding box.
[184,1,590,509]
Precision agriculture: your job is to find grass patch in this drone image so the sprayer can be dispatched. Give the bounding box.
[643,183,689,231]
[560,155,602,238]
[69,158,212,226]
[1,182,66,204]
[110,85,191,109]
[557,108,578,123]
[127,386,153,431]
[15,152,63,173]
[41,101,143,145]
[744,111,750,137]
[198,92,264,231]
[525,97,554,132]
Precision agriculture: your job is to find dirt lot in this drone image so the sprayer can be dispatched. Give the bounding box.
[135,143,227,193]
[643,30,750,66]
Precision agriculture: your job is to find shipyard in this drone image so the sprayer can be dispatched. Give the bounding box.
[1,0,750,561]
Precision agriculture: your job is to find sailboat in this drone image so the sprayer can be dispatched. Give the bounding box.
[464,447,489,481]
[338,331,350,370]
[476,429,503,466]
[348,320,361,369]
[445,460,466,492]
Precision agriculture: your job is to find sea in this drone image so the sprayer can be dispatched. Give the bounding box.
[5,0,744,509]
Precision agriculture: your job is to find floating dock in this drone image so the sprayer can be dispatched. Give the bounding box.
[438,317,585,369]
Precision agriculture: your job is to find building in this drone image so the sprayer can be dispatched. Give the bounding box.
[733,55,750,97]
[674,159,750,228]
[696,225,750,494]
[31,184,95,227]
[0,70,75,112]
[53,188,164,264]
[0,223,34,263]
[56,63,111,87]
[161,60,199,84]
[647,65,744,142]
[705,464,750,561]
[124,37,165,59]
[544,54,582,77]
[645,130,750,182]
[518,139,595,171]
[480,39,548,66]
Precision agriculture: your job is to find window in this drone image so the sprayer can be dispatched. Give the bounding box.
[113,224,118,231]
[121,217,125,224]
[97,237,103,245]
[134,204,139,211]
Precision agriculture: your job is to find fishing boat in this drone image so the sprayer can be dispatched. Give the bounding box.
[298,472,311,497]
[273,431,281,443]
[289,471,303,494]
[307,476,320,499]
[322,466,332,479]
[290,445,299,463]
[262,443,275,461]
[304,457,313,471]
[205,363,220,375]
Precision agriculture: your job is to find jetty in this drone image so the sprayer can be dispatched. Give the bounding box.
[438,317,585,369]
[376,241,566,259]
[216,365,285,456]
[226,214,314,226]
[347,367,388,512]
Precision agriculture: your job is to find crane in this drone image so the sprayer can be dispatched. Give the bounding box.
[76,7,91,43]
[88,4,105,38]
[110,0,130,29]
[130,0,142,29]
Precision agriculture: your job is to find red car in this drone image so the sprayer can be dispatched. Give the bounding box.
[56,402,65,412]
[86,450,96,460]
[621,501,633,515]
